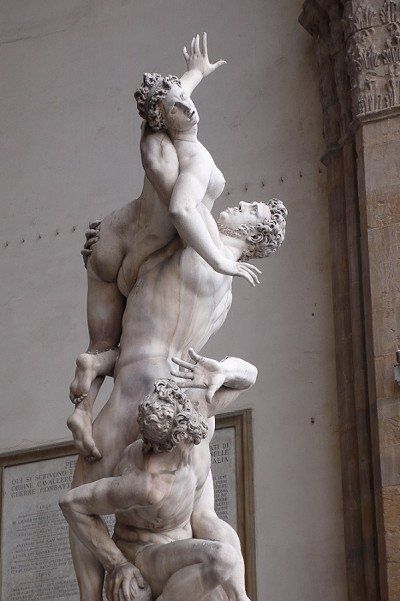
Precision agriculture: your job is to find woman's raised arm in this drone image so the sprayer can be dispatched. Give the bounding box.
[180,33,226,96]
[169,170,261,286]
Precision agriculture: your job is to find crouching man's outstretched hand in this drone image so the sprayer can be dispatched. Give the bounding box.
[171,348,227,404]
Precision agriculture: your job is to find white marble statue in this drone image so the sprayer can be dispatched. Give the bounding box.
[68,33,260,456]
[64,33,287,601]
[62,361,256,601]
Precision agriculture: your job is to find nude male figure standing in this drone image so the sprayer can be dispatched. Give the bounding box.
[69,197,287,599]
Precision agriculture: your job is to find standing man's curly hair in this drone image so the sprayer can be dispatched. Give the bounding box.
[138,379,208,453]
[217,199,288,260]
[134,73,181,131]
[240,199,287,260]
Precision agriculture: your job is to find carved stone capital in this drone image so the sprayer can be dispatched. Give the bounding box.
[345,0,400,117]
[300,0,400,153]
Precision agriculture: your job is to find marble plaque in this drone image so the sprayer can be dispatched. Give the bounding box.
[1,426,239,600]
[210,425,238,530]
[1,455,80,601]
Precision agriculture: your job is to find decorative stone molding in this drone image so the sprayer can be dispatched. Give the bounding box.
[345,0,400,117]
[300,0,400,154]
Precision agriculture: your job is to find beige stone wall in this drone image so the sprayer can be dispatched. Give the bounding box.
[358,115,400,601]
[299,2,400,597]
[0,0,347,598]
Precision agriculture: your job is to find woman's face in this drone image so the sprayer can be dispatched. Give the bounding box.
[161,83,199,132]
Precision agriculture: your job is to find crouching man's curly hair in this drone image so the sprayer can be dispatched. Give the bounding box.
[134,73,181,131]
[138,379,208,453]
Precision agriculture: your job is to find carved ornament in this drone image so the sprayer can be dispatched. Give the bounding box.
[345,0,400,116]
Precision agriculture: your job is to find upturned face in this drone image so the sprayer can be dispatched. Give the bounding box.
[161,83,199,132]
[219,201,272,228]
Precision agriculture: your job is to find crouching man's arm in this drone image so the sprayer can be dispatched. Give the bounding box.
[59,471,149,600]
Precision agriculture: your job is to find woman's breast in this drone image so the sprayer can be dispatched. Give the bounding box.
[206,166,225,201]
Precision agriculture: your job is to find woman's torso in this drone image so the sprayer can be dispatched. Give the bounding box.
[92,138,226,296]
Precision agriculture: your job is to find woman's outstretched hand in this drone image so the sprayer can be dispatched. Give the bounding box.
[214,256,262,287]
[183,32,226,78]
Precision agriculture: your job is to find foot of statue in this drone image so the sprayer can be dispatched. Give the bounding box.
[69,349,118,403]
[67,407,102,462]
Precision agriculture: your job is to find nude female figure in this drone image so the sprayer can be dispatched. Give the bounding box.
[68,34,260,459]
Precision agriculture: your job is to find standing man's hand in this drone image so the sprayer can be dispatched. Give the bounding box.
[81,219,102,267]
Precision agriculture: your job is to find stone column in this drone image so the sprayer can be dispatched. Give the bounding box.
[299,1,400,600]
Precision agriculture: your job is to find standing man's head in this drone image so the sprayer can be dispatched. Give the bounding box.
[217,199,287,260]
[138,379,208,453]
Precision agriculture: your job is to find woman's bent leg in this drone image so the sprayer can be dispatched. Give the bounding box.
[70,268,125,403]
[69,268,125,460]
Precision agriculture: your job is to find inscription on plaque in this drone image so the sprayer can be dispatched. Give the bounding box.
[1,456,80,600]
[210,426,238,530]
[1,426,238,599]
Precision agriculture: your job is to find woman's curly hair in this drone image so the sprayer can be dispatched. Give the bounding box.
[138,379,208,453]
[134,73,181,131]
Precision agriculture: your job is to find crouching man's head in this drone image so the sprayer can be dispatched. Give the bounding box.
[138,379,208,453]
[217,198,287,261]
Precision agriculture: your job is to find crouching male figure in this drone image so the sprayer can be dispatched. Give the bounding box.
[61,351,257,601]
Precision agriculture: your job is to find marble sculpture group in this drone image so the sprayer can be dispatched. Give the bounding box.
[59,33,287,601]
